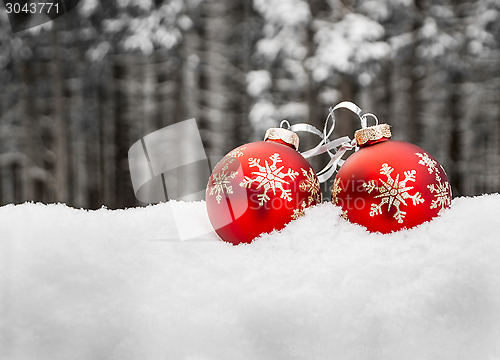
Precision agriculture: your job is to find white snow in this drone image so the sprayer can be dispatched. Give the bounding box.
[253,0,310,62]
[249,100,278,133]
[307,14,390,82]
[253,0,311,27]
[77,0,100,17]
[1,194,500,360]
[247,70,272,98]
[102,0,186,54]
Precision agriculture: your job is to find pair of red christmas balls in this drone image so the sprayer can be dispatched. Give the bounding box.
[206,121,452,245]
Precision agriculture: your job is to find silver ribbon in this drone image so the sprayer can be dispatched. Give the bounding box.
[287,101,377,183]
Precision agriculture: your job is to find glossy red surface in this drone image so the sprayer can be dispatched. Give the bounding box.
[332,139,452,233]
[206,141,321,245]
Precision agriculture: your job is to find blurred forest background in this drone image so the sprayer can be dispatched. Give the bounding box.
[0,0,499,209]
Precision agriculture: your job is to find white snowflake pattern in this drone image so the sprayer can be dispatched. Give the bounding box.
[299,168,322,204]
[239,153,299,206]
[416,152,437,174]
[427,173,451,212]
[363,163,425,223]
[208,161,238,204]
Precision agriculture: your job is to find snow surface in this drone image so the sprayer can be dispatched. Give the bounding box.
[1,195,500,360]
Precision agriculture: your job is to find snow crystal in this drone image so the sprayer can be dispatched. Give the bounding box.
[1,194,500,360]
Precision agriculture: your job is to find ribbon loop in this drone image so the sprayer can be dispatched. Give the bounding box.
[287,101,368,183]
[332,101,366,128]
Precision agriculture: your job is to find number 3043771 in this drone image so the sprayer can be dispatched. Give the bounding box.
[5,2,60,14]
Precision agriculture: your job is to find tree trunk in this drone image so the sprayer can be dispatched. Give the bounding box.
[20,61,35,202]
[202,0,233,155]
[52,25,69,203]
[334,77,358,138]
[112,61,136,208]
[407,0,423,145]
[448,70,463,196]
[98,76,116,207]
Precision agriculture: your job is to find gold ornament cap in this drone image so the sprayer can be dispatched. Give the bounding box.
[354,124,392,146]
[264,127,300,150]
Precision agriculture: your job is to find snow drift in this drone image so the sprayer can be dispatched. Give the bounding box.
[1,195,500,360]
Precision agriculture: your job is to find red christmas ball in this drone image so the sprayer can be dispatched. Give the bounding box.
[206,128,321,245]
[331,124,452,233]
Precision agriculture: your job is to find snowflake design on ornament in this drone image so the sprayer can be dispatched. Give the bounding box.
[208,162,238,204]
[427,173,451,212]
[363,163,425,224]
[239,153,299,206]
[416,152,438,174]
[299,168,321,205]
[227,146,246,158]
[331,177,348,220]
[331,177,342,205]
[291,200,308,220]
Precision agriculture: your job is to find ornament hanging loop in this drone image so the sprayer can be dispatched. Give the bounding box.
[280,119,291,129]
[361,113,379,128]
